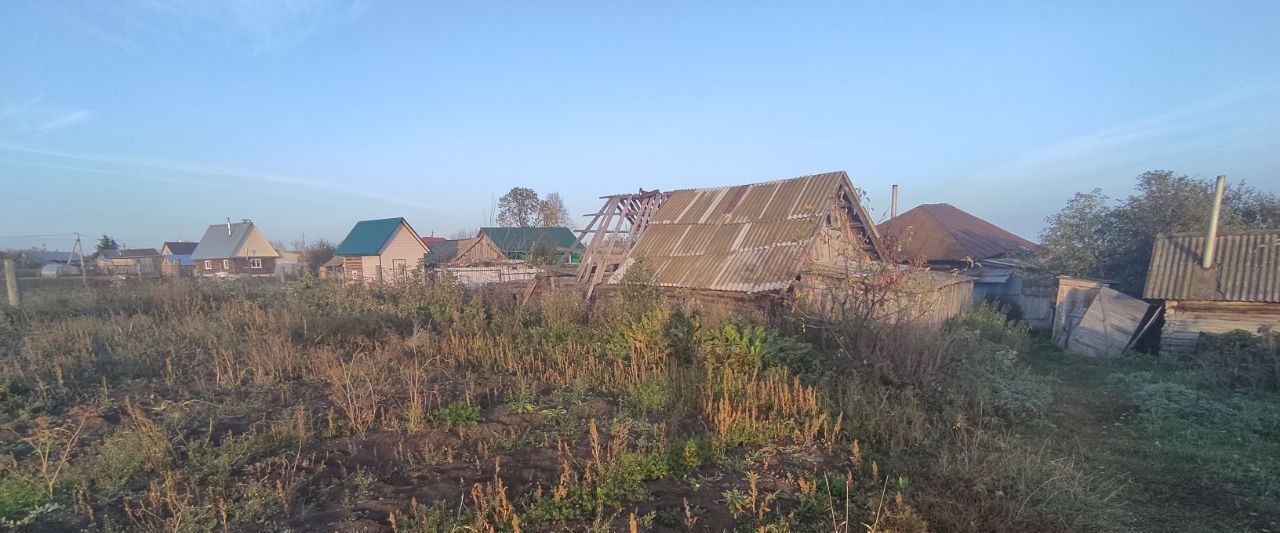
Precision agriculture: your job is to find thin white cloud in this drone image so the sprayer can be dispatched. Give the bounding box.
[0,98,40,120]
[969,82,1280,186]
[0,143,438,211]
[69,0,373,54]
[36,110,94,135]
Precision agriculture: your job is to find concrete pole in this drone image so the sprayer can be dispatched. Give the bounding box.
[1202,175,1226,269]
[3,260,19,308]
[890,184,899,219]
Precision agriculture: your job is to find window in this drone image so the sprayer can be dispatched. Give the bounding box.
[222,259,231,270]
[392,259,406,274]
[249,258,262,269]
[203,260,212,269]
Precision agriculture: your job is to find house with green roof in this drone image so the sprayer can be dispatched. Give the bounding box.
[458,227,582,264]
[335,217,429,282]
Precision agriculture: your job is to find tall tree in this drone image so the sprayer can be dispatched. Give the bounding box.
[496,187,540,227]
[1037,171,1280,294]
[95,234,119,253]
[305,239,336,274]
[1035,189,1112,279]
[536,192,573,228]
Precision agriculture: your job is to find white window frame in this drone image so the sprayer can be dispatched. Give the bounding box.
[222,259,231,270]
[203,260,212,269]
[249,258,262,269]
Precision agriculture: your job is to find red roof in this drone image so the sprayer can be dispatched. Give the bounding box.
[421,236,447,245]
[878,203,1035,263]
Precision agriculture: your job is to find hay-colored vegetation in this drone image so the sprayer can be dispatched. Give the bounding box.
[0,277,1274,531]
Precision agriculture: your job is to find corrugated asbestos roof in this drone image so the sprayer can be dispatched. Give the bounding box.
[878,203,1036,263]
[191,222,279,260]
[336,218,411,256]
[423,239,463,266]
[1144,229,1280,302]
[613,171,880,293]
[479,227,579,253]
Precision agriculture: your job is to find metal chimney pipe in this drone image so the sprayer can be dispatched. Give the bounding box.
[1201,175,1226,269]
[890,184,899,219]
[226,217,232,237]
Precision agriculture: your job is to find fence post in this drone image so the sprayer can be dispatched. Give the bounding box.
[3,259,19,308]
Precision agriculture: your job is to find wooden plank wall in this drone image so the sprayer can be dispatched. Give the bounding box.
[1066,287,1152,357]
[1162,300,1280,356]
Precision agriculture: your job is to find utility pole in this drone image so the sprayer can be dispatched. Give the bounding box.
[73,232,87,286]
[3,259,19,308]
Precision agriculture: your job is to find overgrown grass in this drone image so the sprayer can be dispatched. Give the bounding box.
[0,278,1273,531]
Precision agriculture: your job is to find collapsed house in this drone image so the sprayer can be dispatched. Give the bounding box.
[877,203,1051,328]
[573,171,974,323]
[1144,229,1280,356]
[431,227,580,286]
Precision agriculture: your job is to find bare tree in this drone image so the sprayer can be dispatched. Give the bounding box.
[536,192,574,228]
[450,227,478,239]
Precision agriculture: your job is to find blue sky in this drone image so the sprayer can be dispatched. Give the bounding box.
[2,1,1278,251]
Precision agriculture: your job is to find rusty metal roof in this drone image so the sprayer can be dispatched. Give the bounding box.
[611,171,882,293]
[1144,229,1280,302]
[878,203,1036,263]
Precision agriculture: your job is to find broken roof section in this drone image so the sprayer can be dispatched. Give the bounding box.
[611,171,882,293]
[878,203,1035,264]
[1144,229,1280,303]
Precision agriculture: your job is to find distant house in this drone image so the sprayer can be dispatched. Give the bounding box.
[335,217,430,282]
[22,250,81,266]
[319,255,344,279]
[97,249,163,276]
[467,227,581,263]
[422,236,448,246]
[877,203,1035,268]
[160,241,198,277]
[1144,229,1280,356]
[878,203,1051,327]
[190,221,280,277]
[423,239,465,268]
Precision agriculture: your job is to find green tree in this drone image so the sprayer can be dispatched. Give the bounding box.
[95,234,119,253]
[496,187,540,227]
[1036,189,1112,278]
[1037,171,1280,294]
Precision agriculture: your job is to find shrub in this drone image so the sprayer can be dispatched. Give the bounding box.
[432,401,480,429]
[1194,329,1279,392]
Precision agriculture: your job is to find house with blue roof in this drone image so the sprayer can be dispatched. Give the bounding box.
[160,241,198,277]
[335,217,430,282]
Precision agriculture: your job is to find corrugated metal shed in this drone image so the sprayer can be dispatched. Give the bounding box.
[878,203,1035,263]
[612,171,882,293]
[1144,229,1280,302]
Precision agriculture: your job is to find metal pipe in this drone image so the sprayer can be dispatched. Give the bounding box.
[1202,175,1226,269]
[891,184,899,219]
